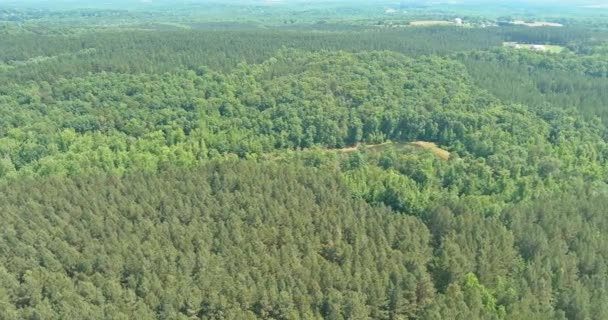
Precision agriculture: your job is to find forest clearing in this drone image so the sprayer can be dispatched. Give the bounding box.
[330,141,450,160]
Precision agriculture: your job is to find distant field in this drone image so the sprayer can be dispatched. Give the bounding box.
[503,42,566,53]
[512,20,563,27]
[409,20,454,26]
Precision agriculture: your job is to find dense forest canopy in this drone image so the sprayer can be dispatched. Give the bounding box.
[1,1,608,319]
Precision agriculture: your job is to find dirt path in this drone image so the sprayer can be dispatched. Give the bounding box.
[330,142,391,153]
[327,141,450,160]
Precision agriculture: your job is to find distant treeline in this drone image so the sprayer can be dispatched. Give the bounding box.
[0,27,503,83]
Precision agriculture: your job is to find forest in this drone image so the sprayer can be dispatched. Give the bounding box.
[1,1,608,319]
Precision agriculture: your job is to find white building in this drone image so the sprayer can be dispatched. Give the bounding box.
[454,18,463,25]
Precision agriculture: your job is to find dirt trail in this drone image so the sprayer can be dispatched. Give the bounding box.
[330,142,391,153]
[328,141,450,160]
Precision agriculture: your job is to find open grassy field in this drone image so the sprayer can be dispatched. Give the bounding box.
[409,20,454,26]
[541,45,566,53]
[512,20,563,27]
[503,42,566,53]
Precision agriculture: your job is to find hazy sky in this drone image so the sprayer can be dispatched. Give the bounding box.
[0,0,605,9]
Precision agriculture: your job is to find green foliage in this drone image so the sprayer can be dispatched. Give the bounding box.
[458,49,608,123]
[1,7,608,319]
[0,162,435,319]
[0,27,503,84]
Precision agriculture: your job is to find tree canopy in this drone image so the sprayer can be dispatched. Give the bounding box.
[1,3,608,319]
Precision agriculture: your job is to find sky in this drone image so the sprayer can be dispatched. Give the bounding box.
[0,0,606,10]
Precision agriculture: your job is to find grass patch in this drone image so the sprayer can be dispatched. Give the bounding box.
[329,141,450,160]
[410,141,450,160]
